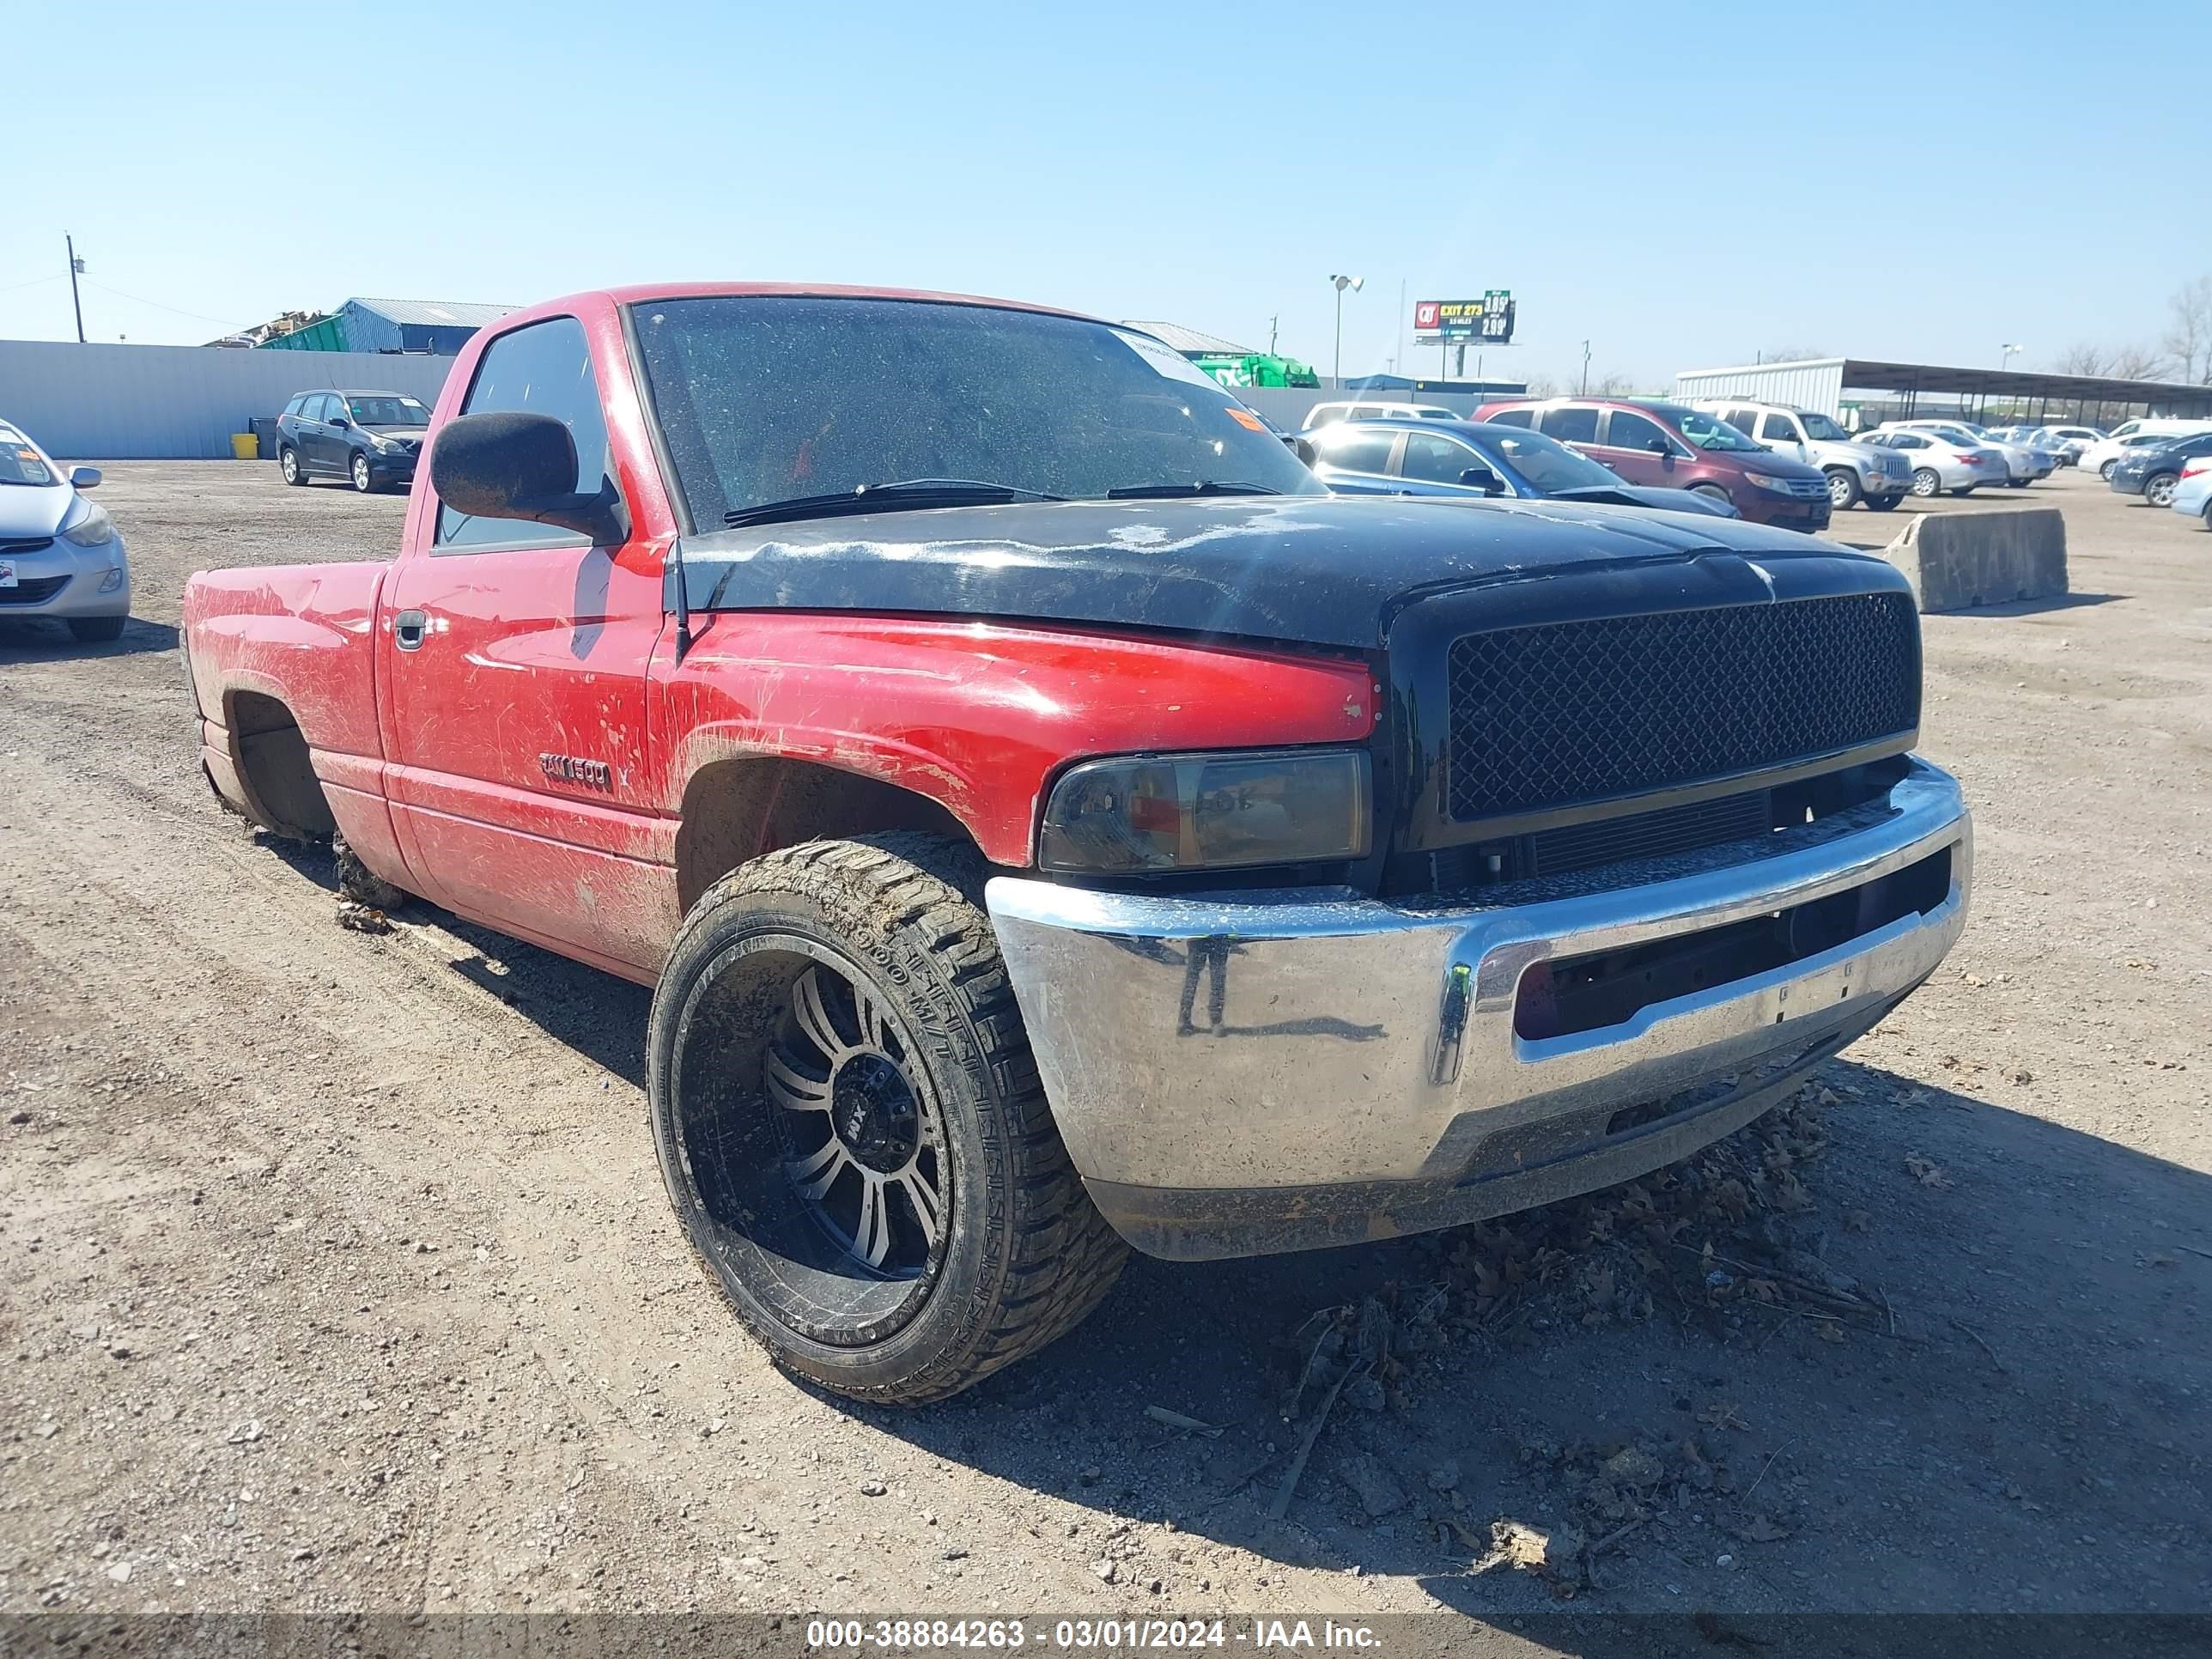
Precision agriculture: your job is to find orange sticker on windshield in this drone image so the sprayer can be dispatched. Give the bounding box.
[1225,407,1267,433]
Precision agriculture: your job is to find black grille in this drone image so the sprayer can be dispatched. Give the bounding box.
[0,574,72,606]
[1528,789,1774,877]
[1445,592,1918,822]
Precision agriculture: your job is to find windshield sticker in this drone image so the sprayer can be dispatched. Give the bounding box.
[1224,407,1268,434]
[1110,329,1227,391]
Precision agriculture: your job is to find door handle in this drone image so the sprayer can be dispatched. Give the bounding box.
[393,609,428,652]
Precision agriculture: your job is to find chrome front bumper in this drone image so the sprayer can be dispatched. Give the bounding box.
[987,760,1970,1259]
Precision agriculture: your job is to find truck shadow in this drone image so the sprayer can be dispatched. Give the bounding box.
[0,616,179,659]
[835,1056,2211,1614]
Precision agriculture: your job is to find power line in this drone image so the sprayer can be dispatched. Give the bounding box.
[78,277,255,333]
[0,273,64,296]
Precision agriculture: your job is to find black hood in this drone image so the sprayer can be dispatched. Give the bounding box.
[674,495,1894,652]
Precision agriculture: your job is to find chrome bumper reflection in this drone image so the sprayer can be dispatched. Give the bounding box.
[987,760,1970,1198]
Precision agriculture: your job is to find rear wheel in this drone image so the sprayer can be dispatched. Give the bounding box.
[67,616,126,644]
[349,453,375,494]
[280,447,306,486]
[1911,468,1942,498]
[1824,469,1862,510]
[2145,473,2179,508]
[647,834,1127,1403]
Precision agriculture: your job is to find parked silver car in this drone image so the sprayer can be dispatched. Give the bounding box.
[1882,421,2049,488]
[0,419,129,643]
[1692,398,1912,511]
[1860,428,2005,497]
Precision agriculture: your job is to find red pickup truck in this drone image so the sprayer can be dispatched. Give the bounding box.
[183,284,1972,1403]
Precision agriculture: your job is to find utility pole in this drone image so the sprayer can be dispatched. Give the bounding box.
[1267,314,1279,354]
[66,235,86,344]
[1580,339,1592,396]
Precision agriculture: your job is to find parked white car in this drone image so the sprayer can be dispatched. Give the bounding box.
[1859,428,2006,497]
[2039,426,2106,464]
[2081,419,2212,480]
[1881,421,2047,488]
[0,419,129,643]
[1690,398,1913,511]
[1301,399,1460,429]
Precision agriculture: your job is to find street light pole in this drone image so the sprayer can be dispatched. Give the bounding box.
[65,234,86,344]
[1329,275,1363,388]
[1580,339,1592,396]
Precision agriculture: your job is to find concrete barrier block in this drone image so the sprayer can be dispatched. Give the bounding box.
[1878,508,2067,612]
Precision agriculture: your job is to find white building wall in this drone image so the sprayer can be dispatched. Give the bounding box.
[0,339,456,459]
[1673,359,1847,419]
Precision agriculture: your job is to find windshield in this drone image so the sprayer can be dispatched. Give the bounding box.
[1668,408,1765,453]
[1798,411,1850,441]
[1483,427,1624,492]
[0,427,57,486]
[346,395,429,427]
[630,297,1322,524]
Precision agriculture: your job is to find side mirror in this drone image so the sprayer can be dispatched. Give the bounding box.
[1647,438,1670,454]
[330,416,350,429]
[68,465,102,489]
[1458,465,1504,496]
[428,410,629,545]
[1293,437,1318,467]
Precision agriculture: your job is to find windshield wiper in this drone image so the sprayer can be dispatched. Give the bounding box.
[721,477,1063,528]
[1103,479,1281,500]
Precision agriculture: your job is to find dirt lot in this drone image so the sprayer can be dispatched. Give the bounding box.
[2,464,2208,1642]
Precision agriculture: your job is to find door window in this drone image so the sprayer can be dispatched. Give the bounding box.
[1485,408,1533,428]
[1400,431,1480,484]
[306,393,335,422]
[1314,431,1395,473]
[435,317,613,550]
[1603,410,1671,453]
[1758,411,1802,443]
[1538,405,1600,443]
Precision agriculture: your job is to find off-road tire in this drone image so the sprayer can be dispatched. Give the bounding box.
[67,616,126,644]
[1824,469,1862,510]
[333,829,407,911]
[647,833,1127,1403]
[280,447,307,486]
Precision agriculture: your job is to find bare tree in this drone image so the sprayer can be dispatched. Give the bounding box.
[2162,275,2212,384]
[1758,346,1828,363]
[2110,343,2171,381]
[1592,372,1637,396]
[2054,343,2115,377]
[1522,373,1559,398]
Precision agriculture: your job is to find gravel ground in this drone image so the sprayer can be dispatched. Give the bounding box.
[1,462,2207,1642]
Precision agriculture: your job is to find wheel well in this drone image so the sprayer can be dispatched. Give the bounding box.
[675,757,981,914]
[225,690,334,839]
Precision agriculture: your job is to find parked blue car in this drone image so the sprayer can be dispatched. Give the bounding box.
[1303,417,1740,517]
[2110,429,2212,508]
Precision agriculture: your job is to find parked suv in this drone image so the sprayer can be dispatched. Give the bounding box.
[1474,397,1832,530]
[1692,398,1911,512]
[276,390,433,492]
[2107,428,2212,507]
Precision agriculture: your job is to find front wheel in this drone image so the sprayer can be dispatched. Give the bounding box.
[2145,473,2179,508]
[1688,483,1732,508]
[2100,459,2119,482]
[350,453,375,494]
[1911,468,1942,498]
[67,615,126,643]
[1866,494,1903,512]
[647,834,1127,1403]
[1825,469,1862,510]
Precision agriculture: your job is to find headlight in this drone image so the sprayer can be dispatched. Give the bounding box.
[1742,471,1794,493]
[1039,748,1370,874]
[368,432,398,450]
[60,500,114,546]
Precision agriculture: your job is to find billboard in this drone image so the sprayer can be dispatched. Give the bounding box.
[1413,290,1516,344]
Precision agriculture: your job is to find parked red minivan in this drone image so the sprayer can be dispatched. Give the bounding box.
[1472,397,1832,531]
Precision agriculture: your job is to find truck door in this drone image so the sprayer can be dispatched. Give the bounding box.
[377,313,672,975]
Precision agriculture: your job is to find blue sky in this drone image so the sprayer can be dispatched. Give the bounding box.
[9,1,2209,388]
